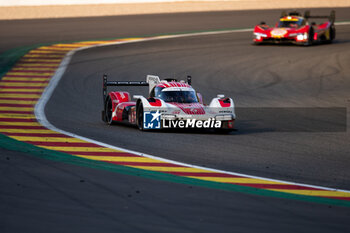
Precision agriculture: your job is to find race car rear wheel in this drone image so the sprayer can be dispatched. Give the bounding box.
[105,96,114,125]
[136,101,144,130]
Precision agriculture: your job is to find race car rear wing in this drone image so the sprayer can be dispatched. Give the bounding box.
[280,10,336,24]
[102,74,193,101]
[304,10,336,24]
[102,74,148,102]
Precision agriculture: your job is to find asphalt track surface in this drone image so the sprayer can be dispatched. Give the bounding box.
[1,8,350,233]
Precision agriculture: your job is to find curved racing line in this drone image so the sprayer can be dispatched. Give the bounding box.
[1,25,350,206]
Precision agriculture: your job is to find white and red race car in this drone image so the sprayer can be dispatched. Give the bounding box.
[102,75,236,131]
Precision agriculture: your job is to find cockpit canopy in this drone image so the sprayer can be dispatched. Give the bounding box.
[150,86,198,103]
[278,17,305,28]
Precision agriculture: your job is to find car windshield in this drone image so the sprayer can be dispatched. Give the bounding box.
[278,19,303,28]
[158,90,198,103]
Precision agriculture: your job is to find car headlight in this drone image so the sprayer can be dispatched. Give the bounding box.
[303,32,308,40]
[296,33,308,41]
[254,32,267,39]
[296,34,304,40]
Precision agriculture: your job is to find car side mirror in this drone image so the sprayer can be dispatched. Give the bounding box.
[187,75,192,85]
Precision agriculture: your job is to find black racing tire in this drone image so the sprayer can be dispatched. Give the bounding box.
[104,96,114,125]
[330,25,336,42]
[304,28,314,46]
[308,28,314,45]
[136,101,144,131]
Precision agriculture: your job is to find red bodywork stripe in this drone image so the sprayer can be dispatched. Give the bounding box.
[148,98,162,106]
[170,102,205,115]
[218,98,231,107]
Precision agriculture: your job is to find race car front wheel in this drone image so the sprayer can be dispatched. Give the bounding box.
[104,97,114,125]
[329,25,336,42]
[305,28,314,46]
[136,101,144,130]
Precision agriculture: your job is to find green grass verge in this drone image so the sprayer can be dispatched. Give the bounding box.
[1,133,349,207]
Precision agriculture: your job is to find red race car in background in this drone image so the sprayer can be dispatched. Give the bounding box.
[253,10,336,45]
